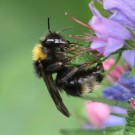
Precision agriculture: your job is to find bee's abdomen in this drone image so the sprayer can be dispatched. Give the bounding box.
[56,75,95,97]
[57,72,103,97]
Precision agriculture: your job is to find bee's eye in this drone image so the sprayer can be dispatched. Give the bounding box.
[46,38,66,45]
[46,38,54,44]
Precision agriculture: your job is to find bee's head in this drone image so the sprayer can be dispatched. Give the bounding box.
[41,18,72,48]
[40,18,67,48]
[44,32,67,47]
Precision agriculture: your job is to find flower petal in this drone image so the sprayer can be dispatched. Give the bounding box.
[103,82,134,102]
[110,106,127,114]
[103,58,123,82]
[89,2,102,17]
[83,115,126,129]
[85,101,111,128]
[103,0,135,29]
[122,50,135,68]
[110,11,135,30]
[90,40,106,53]
[89,16,133,40]
[119,71,135,92]
[103,115,126,127]
[104,38,124,56]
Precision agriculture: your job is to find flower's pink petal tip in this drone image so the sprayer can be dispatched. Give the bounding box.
[85,101,111,128]
[103,58,115,71]
[103,58,123,82]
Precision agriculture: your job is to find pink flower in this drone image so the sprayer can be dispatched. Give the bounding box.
[85,101,111,128]
[129,98,135,110]
[103,58,123,82]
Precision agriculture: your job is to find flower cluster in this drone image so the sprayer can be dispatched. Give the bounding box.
[88,0,135,65]
[84,101,126,129]
[65,0,135,134]
[68,0,135,101]
[67,0,135,68]
[103,71,135,101]
[102,57,135,102]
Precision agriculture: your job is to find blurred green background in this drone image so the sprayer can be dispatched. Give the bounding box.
[0,0,92,135]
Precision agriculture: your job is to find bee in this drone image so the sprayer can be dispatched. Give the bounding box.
[32,18,104,117]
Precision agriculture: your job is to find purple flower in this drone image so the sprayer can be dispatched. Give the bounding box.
[66,1,135,59]
[83,115,126,129]
[83,101,126,129]
[103,72,135,102]
[110,106,127,114]
[88,3,134,57]
[122,50,135,68]
[103,115,126,127]
[103,0,135,30]
[103,83,133,101]
[119,71,135,92]
[101,0,135,66]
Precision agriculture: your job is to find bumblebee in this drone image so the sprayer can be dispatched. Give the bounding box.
[32,18,104,117]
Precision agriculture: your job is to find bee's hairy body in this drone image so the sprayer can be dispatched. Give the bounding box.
[32,39,104,96]
[32,19,104,117]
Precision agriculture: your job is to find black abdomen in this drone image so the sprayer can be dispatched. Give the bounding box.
[56,65,104,97]
[33,61,42,77]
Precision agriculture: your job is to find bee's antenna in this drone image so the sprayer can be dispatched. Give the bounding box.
[56,26,73,34]
[48,18,52,34]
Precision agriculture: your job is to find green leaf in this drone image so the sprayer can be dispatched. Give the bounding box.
[105,126,124,135]
[130,29,135,36]
[126,40,135,49]
[66,40,104,68]
[129,63,135,77]
[61,126,124,135]
[70,51,96,66]
[61,129,103,135]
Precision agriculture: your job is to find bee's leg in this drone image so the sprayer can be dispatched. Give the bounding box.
[96,63,104,72]
[45,62,63,73]
[45,50,82,74]
[56,62,103,84]
[55,52,66,60]
[57,67,78,84]
[91,63,104,83]
[56,62,88,84]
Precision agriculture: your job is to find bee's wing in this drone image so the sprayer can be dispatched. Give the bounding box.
[39,63,70,117]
